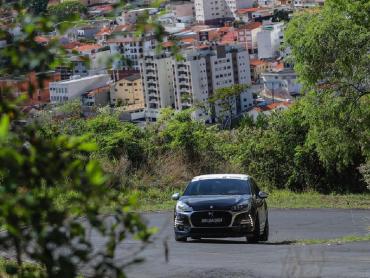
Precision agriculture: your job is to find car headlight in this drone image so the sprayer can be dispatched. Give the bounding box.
[176,201,193,212]
[232,200,251,212]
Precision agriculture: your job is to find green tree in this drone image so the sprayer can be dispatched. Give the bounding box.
[85,114,146,167]
[25,0,49,15]
[285,0,369,99]
[272,9,290,22]
[0,3,153,277]
[285,0,370,190]
[209,84,247,129]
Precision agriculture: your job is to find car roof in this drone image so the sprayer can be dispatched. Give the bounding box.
[191,174,250,181]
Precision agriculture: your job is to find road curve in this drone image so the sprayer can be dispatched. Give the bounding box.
[121,209,370,278]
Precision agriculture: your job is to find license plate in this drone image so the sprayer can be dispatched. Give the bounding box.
[201,218,223,223]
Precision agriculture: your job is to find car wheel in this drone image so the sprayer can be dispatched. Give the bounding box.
[260,218,269,242]
[246,214,260,243]
[175,235,187,242]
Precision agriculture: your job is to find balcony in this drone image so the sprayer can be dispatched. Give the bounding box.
[145,63,155,69]
[178,78,189,83]
[146,71,156,77]
[149,97,158,102]
[178,70,188,75]
[179,85,189,90]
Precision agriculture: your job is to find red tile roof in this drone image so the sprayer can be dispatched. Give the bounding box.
[62,41,82,49]
[180,37,196,44]
[34,36,49,44]
[250,59,267,66]
[86,85,110,96]
[96,27,112,37]
[196,44,210,49]
[274,62,284,71]
[94,5,113,12]
[112,24,135,33]
[75,44,102,52]
[220,31,238,44]
[237,7,259,14]
[240,22,262,30]
[255,101,292,112]
[162,41,175,48]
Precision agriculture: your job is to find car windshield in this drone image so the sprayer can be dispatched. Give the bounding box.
[183,179,251,196]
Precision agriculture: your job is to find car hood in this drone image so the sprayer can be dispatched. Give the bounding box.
[179,195,251,211]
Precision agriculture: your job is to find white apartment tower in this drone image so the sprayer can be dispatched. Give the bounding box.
[140,45,253,122]
[172,52,210,120]
[257,22,284,59]
[195,0,255,24]
[139,52,175,120]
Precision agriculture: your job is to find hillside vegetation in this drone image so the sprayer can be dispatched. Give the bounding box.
[38,92,370,197]
[39,0,370,198]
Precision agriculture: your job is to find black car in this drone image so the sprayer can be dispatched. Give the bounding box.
[172,174,269,243]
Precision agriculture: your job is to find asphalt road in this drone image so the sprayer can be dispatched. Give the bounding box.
[120,209,370,278]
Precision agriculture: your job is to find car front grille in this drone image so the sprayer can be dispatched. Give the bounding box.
[190,211,232,227]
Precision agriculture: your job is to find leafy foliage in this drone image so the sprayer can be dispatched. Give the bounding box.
[272,9,290,22]
[25,0,49,15]
[285,0,369,98]
[0,3,153,277]
[209,84,248,128]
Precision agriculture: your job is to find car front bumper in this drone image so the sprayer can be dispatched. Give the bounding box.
[174,210,255,238]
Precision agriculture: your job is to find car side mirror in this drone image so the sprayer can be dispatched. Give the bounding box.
[258,191,268,199]
[171,193,180,201]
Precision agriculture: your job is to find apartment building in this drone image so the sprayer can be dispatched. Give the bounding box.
[140,45,252,122]
[49,74,111,103]
[209,45,253,118]
[108,25,156,71]
[108,36,143,70]
[172,51,209,120]
[139,52,175,120]
[110,73,144,111]
[236,22,262,55]
[194,0,255,24]
[73,44,111,75]
[257,21,284,59]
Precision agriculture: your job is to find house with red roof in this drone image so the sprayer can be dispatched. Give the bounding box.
[75,44,103,55]
[248,101,292,121]
[0,71,61,106]
[95,26,112,45]
[236,7,260,22]
[34,36,50,45]
[250,59,272,82]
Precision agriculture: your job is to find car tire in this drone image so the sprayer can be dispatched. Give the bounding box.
[260,218,269,242]
[246,214,260,243]
[175,235,187,242]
